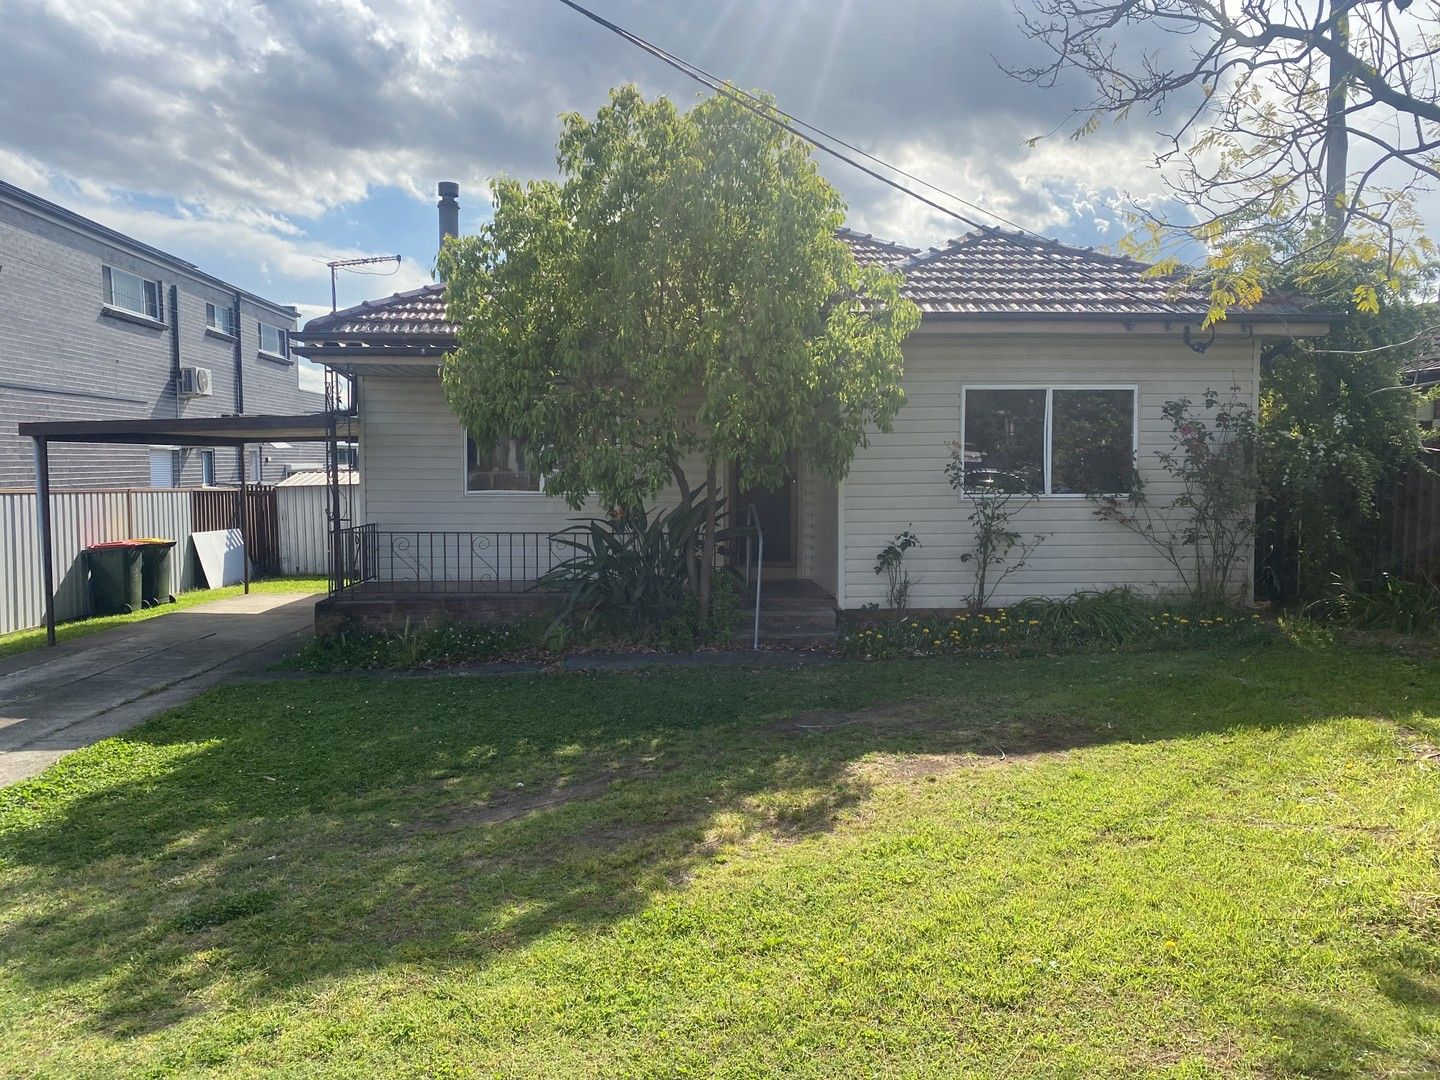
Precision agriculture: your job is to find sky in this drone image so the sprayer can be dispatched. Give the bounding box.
[1,0,1195,378]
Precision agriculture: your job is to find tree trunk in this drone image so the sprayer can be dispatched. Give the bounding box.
[699,462,718,618]
[670,460,700,598]
[1324,5,1351,236]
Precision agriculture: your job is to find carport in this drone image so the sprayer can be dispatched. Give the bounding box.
[18,413,339,646]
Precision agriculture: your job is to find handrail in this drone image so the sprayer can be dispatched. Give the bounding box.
[745,502,764,650]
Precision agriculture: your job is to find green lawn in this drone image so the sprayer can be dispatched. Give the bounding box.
[0,576,328,660]
[1,643,1437,1077]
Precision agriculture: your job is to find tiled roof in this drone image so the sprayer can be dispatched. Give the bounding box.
[301,283,454,338]
[898,229,1310,318]
[836,227,919,266]
[296,227,1317,351]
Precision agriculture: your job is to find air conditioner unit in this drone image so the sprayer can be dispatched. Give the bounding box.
[180,365,213,397]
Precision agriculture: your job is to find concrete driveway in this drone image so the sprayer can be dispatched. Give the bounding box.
[0,593,316,788]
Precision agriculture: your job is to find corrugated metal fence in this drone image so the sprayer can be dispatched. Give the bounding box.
[276,483,335,575]
[0,485,333,636]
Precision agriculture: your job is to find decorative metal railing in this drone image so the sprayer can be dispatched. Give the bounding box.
[332,524,581,594]
[332,520,766,648]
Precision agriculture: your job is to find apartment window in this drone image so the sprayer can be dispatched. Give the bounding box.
[200,449,216,487]
[205,302,237,336]
[465,434,542,493]
[960,386,1136,495]
[148,448,177,489]
[258,322,288,359]
[102,265,163,321]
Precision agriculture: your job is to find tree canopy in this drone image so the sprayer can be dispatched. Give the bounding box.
[437,85,919,517]
[1006,0,1440,317]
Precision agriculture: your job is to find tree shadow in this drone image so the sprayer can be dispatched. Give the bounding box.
[0,647,1436,1055]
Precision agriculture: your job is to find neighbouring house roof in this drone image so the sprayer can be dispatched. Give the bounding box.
[293,226,1328,371]
[1404,322,1440,388]
[277,468,358,487]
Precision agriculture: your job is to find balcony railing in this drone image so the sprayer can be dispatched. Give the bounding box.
[332,524,581,595]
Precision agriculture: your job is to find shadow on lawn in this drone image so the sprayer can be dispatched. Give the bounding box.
[1,647,1437,1057]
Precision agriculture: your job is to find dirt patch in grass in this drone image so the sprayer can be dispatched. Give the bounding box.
[777,700,1112,761]
[410,764,676,835]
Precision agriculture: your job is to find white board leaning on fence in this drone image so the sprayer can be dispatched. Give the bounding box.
[191,529,249,587]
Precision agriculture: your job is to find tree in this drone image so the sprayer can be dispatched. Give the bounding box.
[1256,254,1433,600]
[438,86,919,614]
[1005,0,1440,316]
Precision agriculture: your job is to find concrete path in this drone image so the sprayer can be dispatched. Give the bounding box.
[0,594,316,788]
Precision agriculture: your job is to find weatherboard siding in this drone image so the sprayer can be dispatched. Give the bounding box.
[839,332,1261,609]
[358,376,703,533]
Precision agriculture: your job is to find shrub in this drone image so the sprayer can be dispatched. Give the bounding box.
[1092,386,1258,610]
[874,527,921,611]
[1308,572,1440,635]
[290,619,550,671]
[541,500,711,641]
[837,588,1270,659]
[1010,589,1157,647]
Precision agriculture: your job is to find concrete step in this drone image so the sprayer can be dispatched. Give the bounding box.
[758,611,837,630]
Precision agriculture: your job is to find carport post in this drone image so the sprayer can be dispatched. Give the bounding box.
[32,437,56,646]
[238,443,250,595]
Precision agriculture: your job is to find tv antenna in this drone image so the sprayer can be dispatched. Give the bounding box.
[326,255,402,312]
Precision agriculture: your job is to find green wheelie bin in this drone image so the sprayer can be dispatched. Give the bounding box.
[132,538,177,607]
[85,541,144,615]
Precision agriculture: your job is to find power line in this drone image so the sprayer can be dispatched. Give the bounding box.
[554,0,992,235]
[557,0,1042,240]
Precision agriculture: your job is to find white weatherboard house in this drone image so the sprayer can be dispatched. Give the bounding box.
[294,188,1329,637]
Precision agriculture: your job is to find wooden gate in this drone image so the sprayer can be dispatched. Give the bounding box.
[191,486,281,575]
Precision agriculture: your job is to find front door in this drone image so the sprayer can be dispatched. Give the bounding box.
[732,455,797,566]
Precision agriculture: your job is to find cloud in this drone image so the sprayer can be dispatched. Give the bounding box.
[0,0,1191,300]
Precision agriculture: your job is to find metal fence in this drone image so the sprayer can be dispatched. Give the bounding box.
[334,525,580,594]
[276,483,338,575]
[0,485,333,636]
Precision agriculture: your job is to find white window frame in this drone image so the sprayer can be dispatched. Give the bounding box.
[199,449,216,488]
[205,302,237,337]
[959,384,1139,498]
[258,321,289,360]
[461,431,545,496]
[102,264,163,322]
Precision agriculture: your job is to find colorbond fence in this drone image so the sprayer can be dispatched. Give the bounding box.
[0,485,333,636]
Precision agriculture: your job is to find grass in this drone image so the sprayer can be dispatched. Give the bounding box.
[1,641,1438,1076]
[0,576,328,660]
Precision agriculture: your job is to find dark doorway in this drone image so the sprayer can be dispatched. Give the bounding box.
[732,455,797,566]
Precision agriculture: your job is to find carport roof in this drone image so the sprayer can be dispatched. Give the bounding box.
[18,413,336,446]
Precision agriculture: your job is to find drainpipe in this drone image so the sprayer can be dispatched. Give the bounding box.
[169,284,181,418]
[233,290,245,480]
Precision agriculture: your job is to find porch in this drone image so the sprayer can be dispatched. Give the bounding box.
[314,524,837,644]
